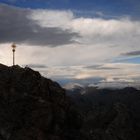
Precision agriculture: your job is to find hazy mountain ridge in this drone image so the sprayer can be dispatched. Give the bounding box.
[66,86,140,140]
[64,81,140,91]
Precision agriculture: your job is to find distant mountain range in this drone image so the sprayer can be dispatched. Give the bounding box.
[64,81,140,91]
[66,85,140,140]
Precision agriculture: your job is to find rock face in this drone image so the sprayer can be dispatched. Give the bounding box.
[0,64,81,140]
[67,86,140,140]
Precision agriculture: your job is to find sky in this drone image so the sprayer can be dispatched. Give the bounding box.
[0,0,140,88]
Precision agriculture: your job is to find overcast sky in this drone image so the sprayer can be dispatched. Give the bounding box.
[0,0,140,87]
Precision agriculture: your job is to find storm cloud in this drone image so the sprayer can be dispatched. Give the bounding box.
[0,4,78,46]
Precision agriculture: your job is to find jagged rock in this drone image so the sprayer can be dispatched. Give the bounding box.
[0,64,82,140]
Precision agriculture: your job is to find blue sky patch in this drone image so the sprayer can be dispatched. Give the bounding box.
[0,0,140,19]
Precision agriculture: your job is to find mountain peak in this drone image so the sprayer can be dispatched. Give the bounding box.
[0,63,82,140]
[0,63,66,101]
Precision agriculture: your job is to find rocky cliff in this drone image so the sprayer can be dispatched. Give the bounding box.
[0,64,82,140]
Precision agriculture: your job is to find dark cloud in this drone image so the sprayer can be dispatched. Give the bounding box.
[122,50,140,56]
[98,67,120,70]
[22,64,47,68]
[85,65,119,70]
[85,64,102,69]
[0,4,79,47]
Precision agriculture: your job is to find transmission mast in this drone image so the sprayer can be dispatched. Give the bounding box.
[11,43,16,66]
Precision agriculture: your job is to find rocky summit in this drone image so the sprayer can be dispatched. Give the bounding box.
[0,64,82,140]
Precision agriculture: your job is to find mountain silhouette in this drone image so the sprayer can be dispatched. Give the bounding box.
[67,86,140,140]
[0,64,82,140]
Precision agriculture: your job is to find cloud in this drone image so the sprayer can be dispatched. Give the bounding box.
[122,50,140,56]
[52,76,105,87]
[22,64,47,68]
[32,63,140,87]
[0,4,140,87]
[85,64,120,70]
[0,4,78,46]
